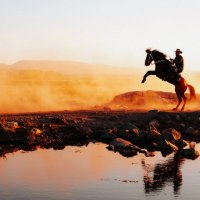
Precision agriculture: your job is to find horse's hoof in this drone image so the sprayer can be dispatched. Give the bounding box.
[141,79,146,83]
[172,108,177,111]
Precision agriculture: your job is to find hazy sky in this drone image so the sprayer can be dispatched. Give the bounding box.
[0,0,200,70]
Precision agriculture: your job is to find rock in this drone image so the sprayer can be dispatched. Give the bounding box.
[110,138,140,150]
[145,151,155,157]
[148,110,158,113]
[117,129,130,140]
[101,129,117,140]
[147,126,161,143]
[116,148,138,157]
[156,112,171,122]
[175,139,188,149]
[176,149,199,159]
[27,128,43,141]
[176,123,186,132]
[131,127,139,135]
[106,145,114,151]
[31,128,42,135]
[110,138,133,148]
[111,127,118,134]
[109,138,140,158]
[7,122,19,129]
[161,128,182,141]
[157,139,178,152]
[184,127,198,137]
[77,126,94,139]
[137,130,148,143]
[149,120,159,129]
[190,142,196,149]
[119,123,139,131]
[117,124,139,141]
[175,114,181,121]
[129,128,140,142]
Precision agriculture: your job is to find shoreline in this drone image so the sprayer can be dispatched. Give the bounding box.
[0,110,200,159]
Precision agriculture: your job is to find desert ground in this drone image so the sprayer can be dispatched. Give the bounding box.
[1,107,200,159]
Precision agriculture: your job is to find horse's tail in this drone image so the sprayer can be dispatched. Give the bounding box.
[188,84,196,101]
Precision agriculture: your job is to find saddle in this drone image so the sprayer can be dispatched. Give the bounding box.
[162,63,182,82]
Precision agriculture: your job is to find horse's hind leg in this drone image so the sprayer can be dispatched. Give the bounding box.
[180,94,187,111]
[172,89,182,111]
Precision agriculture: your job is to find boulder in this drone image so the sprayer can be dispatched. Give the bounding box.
[136,130,148,143]
[147,126,161,143]
[175,114,181,121]
[117,124,140,141]
[115,148,138,157]
[149,120,159,129]
[148,109,158,113]
[119,123,139,132]
[6,122,19,129]
[108,138,140,158]
[156,112,171,122]
[117,129,130,140]
[101,129,117,140]
[110,138,134,148]
[157,139,178,153]
[77,126,94,139]
[176,149,199,159]
[184,127,199,137]
[27,128,43,141]
[176,123,186,132]
[161,128,182,141]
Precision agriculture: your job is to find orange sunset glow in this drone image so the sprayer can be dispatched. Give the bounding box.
[1,1,200,200]
[0,64,199,113]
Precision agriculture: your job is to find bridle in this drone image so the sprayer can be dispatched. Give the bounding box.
[147,52,166,65]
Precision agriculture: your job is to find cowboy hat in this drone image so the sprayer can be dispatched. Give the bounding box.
[175,49,183,53]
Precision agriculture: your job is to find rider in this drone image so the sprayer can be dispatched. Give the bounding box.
[172,48,184,80]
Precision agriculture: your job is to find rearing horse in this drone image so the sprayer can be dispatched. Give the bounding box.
[142,49,196,111]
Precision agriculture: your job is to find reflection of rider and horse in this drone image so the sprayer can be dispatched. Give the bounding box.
[142,157,183,195]
[142,49,196,111]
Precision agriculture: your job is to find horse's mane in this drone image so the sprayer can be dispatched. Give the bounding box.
[152,49,167,59]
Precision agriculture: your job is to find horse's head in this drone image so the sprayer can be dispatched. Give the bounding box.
[145,49,154,66]
[145,49,167,66]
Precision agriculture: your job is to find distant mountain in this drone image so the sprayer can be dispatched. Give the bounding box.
[11,60,133,75]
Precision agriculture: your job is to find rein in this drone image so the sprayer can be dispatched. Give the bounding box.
[152,59,166,65]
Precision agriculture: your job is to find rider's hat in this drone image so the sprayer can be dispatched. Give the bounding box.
[175,49,183,53]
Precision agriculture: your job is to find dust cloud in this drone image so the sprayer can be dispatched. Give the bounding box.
[0,67,138,113]
[0,63,199,113]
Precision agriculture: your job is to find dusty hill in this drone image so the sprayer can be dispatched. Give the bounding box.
[109,90,200,111]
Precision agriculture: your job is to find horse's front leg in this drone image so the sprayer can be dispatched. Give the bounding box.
[141,71,156,83]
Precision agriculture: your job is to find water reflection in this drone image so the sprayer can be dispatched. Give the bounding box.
[0,141,89,158]
[0,142,200,200]
[142,156,184,195]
